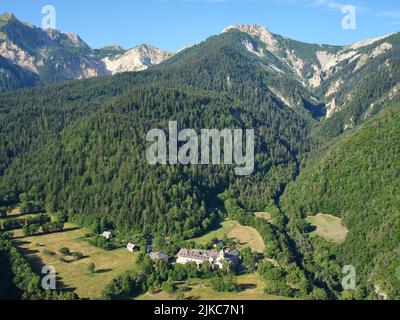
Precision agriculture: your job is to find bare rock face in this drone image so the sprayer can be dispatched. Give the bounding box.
[349,34,394,50]
[0,13,175,90]
[0,40,38,73]
[102,44,173,75]
[223,23,279,52]
[242,39,264,58]
[309,50,358,88]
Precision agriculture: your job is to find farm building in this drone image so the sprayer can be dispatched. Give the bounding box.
[148,251,169,263]
[176,247,239,269]
[126,242,138,252]
[101,231,112,239]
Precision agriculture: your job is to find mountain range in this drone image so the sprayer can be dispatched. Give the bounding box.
[0,12,399,300]
[1,13,398,128]
[0,13,173,91]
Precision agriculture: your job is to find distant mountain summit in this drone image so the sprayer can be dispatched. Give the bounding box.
[101,44,173,75]
[222,23,279,52]
[0,13,172,91]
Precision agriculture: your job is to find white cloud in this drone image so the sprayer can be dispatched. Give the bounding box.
[378,11,400,18]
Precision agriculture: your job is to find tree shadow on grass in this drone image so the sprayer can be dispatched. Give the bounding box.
[63,254,91,263]
[13,243,40,256]
[12,239,32,246]
[55,275,77,293]
[5,212,34,219]
[192,220,224,239]
[12,241,79,298]
[12,227,81,240]
[240,283,256,291]
[307,225,317,232]
[96,268,113,274]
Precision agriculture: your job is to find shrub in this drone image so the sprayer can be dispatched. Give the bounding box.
[88,263,96,274]
[162,279,177,294]
[71,252,84,260]
[210,275,239,292]
[59,247,70,255]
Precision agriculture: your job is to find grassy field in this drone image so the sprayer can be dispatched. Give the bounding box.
[11,222,138,299]
[306,213,348,243]
[190,219,265,253]
[255,212,272,223]
[190,220,237,244]
[138,273,289,300]
[4,206,38,220]
[8,205,22,216]
[227,224,265,253]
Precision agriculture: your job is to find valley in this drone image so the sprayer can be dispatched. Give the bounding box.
[0,206,288,301]
[0,11,400,301]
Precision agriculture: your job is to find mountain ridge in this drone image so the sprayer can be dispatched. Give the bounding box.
[0,13,172,90]
[1,13,399,130]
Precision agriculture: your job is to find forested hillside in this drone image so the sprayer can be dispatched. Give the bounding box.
[312,33,400,141]
[1,21,400,301]
[0,29,314,237]
[281,104,400,299]
[0,13,171,92]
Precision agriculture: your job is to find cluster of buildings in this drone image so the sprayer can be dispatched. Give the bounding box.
[176,247,240,269]
[145,246,239,269]
[101,231,240,270]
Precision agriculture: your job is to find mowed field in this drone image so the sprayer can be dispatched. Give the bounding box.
[306,213,348,243]
[138,273,289,300]
[190,219,265,253]
[11,223,138,299]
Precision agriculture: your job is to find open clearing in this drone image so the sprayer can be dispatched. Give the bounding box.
[190,220,237,244]
[255,212,272,223]
[138,273,289,300]
[227,224,265,253]
[8,205,22,216]
[11,222,138,299]
[4,206,38,220]
[191,219,265,253]
[306,213,348,243]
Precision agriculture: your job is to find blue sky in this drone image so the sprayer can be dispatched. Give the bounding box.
[1,0,399,51]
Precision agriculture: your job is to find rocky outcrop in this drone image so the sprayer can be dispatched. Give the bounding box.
[102,44,173,75]
[223,23,279,52]
[0,13,174,90]
[0,40,38,73]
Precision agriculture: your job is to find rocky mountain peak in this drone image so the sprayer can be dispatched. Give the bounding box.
[0,13,16,23]
[222,23,278,52]
[349,33,395,50]
[102,44,173,75]
[44,29,88,49]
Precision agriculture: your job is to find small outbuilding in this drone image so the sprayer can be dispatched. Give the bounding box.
[127,242,138,252]
[101,231,112,240]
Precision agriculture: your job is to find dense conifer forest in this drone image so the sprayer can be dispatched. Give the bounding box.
[1,26,400,300]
